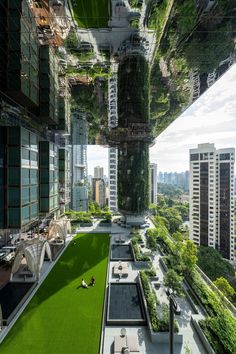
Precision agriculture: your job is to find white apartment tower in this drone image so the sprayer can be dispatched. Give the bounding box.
[71,111,88,211]
[190,143,235,260]
[108,147,118,211]
[108,75,118,212]
[150,163,157,204]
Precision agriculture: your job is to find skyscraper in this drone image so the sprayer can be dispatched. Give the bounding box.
[71,111,88,211]
[108,147,118,212]
[150,163,157,204]
[189,143,235,260]
[94,166,104,179]
[92,178,106,208]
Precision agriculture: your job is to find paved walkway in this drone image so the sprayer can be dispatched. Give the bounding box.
[67,0,156,64]
[102,219,207,354]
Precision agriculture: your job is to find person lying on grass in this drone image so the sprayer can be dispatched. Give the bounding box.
[81,278,88,288]
[90,276,96,286]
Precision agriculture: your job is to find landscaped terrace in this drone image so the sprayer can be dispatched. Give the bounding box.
[0,233,109,354]
[71,0,110,28]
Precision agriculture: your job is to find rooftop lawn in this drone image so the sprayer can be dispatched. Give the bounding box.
[0,233,109,354]
[72,0,110,28]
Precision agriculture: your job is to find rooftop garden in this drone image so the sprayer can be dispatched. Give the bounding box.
[71,80,108,144]
[71,0,110,28]
[150,215,236,354]
[150,0,236,136]
[0,233,109,354]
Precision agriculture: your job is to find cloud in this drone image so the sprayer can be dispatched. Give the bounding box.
[87,145,108,176]
[151,64,236,172]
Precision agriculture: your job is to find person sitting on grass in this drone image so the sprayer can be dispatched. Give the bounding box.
[90,276,96,286]
[81,278,88,288]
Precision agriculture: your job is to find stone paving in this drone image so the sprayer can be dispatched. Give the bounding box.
[101,219,207,354]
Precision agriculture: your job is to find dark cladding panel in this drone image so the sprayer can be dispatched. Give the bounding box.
[219,162,230,259]
[200,162,208,246]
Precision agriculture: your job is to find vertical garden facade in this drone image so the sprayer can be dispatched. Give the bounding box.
[117,54,150,220]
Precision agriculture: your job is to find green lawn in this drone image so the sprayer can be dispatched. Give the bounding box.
[72,0,110,28]
[0,233,109,354]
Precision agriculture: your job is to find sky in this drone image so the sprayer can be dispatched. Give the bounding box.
[87,63,236,175]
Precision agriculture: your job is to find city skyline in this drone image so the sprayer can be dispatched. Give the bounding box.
[88,63,236,174]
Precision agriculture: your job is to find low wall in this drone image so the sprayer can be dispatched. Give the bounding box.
[79,222,93,227]
[138,275,183,344]
[131,244,151,268]
[99,222,112,227]
[191,316,215,354]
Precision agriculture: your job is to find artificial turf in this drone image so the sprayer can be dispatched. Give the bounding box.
[0,233,109,354]
[72,0,110,28]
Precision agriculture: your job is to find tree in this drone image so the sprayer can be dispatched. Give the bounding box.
[213,277,235,300]
[181,240,198,276]
[64,31,79,50]
[164,269,184,297]
[172,231,183,242]
[197,246,234,281]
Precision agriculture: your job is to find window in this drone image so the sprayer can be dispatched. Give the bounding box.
[22,168,30,185]
[22,206,30,224]
[8,167,20,185]
[190,154,199,161]
[30,169,38,184]
[21,187,30,205]
[8,188,20,206]
[30,185,37,202]
[220,153,230,160]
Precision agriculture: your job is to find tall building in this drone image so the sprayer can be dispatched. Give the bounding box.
[108,147,118,212]
[71,111,88,211]
[92,178,106,208]
[94,166,104,179]
[190,143,235,260]
[150,163,157,204]
[0,0,71,233]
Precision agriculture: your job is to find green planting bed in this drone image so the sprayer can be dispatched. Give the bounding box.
[72,0,110,28]
[0,233,109,354]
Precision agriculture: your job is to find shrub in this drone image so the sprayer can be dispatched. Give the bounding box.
[132,241,151,261]
[140,271,159,332]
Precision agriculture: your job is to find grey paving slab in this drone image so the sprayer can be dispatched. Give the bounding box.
[102,220,208,354]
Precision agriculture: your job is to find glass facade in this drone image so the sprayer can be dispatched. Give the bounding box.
[6,127,39,228]
[39,46,59,124]
[39,141,59,213]
[0,0,39,106]
[59,148,70,212]
[0,128,6,228]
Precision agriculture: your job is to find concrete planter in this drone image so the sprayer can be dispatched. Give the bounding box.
[159,257,168,272]
[191,316,215,354]
[79,222,93,227]
[149,276,159,282]
[99,222,111,227]
[131,244,151,268]
[138,275,183,344]
[149,331,183,344]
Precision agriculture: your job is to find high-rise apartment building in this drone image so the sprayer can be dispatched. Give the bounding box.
[150,163,157,204]
[108,147,118,212]
[190,143,235,260]
[71,111,88,211]
[92,178,106,208]
[94,166,104,179]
